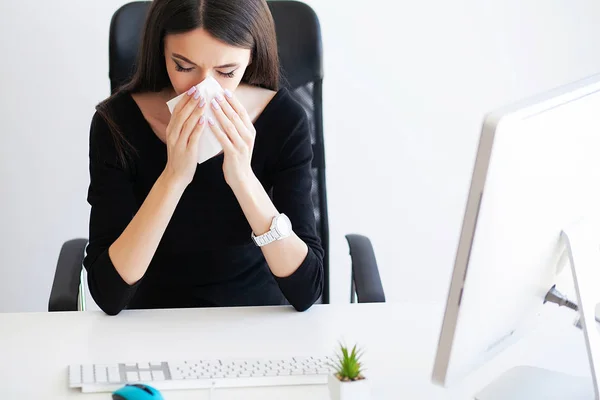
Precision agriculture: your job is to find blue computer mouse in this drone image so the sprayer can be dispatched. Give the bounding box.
[111,384,164,400]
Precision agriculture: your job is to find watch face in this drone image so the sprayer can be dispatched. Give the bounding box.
[276,214,292,236]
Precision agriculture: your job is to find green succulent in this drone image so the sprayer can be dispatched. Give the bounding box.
[332,342,365,381]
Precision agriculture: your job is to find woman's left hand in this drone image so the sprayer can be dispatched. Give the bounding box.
[208,90,257,190]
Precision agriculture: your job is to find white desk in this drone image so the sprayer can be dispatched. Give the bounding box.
[0,302,592,399]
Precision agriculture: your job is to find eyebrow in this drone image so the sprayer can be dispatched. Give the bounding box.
[171,53,239,69]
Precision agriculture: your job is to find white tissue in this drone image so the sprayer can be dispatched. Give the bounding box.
[166,76,225,164]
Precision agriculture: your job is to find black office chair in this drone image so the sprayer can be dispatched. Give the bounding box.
[49,0,385,312]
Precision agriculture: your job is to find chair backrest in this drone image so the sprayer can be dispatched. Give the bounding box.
[108,0,330,303]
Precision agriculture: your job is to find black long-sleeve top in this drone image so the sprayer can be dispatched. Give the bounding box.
[83,88,324,315]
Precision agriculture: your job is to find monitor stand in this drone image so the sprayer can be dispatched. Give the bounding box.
[475,366,592,400]
[475,218,600,400]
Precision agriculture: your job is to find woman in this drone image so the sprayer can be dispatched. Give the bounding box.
[84,0,324,315]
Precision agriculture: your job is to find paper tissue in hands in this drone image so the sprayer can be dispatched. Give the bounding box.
[166,76,225,164]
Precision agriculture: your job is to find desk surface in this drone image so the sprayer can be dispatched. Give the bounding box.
[0,302,592,399]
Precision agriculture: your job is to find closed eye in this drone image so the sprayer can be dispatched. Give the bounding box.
[174,63,235,78]
[217,69,237,78]
[174,62,193,73]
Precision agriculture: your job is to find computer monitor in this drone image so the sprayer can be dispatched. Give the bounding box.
[431,73,600,400]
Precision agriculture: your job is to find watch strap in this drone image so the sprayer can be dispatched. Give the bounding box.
[252,230,280,246]
[251,215,284,247]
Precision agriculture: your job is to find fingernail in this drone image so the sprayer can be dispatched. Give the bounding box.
[216,94,225,102]
[211,98,221,109]
[194,90,201,100]
[199,116,205,125]
[198,97,206,107]
[208,116,216,126]
[187,86,197,95]
[224,89,233,98]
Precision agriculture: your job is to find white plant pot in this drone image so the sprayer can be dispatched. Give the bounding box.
[328,374,371,400]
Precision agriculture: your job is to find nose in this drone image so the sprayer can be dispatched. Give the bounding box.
[198,71,210,82]
[193,71,219,86]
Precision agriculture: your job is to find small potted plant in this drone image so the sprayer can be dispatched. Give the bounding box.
[328,342,371,400]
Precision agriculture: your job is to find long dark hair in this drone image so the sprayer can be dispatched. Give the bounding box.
[97,0,280,169]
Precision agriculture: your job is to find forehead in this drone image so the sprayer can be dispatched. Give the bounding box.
[164,28,251,66]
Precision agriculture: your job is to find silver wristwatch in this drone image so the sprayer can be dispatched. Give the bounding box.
[251,213,293,247]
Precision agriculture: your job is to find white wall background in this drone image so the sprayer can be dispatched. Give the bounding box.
[1,0,599,313]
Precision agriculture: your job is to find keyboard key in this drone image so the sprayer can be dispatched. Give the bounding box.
[82,365,94,383]
[70,365,81,385]
[126,371,139,382]
[152,370,165,381]
[95,366,108,383]
[108,367,121,382]
[139,371,152,382]
[185,360,200,366]
[170,369,183,380]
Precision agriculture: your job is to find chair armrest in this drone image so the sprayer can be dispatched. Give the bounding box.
[345,234,385,303]
[48,238,88,312]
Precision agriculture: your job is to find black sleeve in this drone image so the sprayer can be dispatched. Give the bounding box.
[83,112,141,316]
[270,114,325,312]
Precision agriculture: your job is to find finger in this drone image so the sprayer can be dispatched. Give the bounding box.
[223,89,254,133]
[215,93,246,134]
[207,116,235,154]
[210,98,244,149]
[172,88,203,137]
[188,115,206,149]
[223,90,256,149]
[215,94,255,148]
[173,86,196,113]
[178,96,206,146]
[167,89,194,144]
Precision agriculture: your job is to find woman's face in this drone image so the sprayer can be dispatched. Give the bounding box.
[164,28,252,95]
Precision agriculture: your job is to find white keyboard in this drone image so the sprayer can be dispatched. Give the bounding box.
[69,356,336,393]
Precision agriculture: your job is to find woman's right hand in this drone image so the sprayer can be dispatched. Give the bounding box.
[163,86,207,188]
